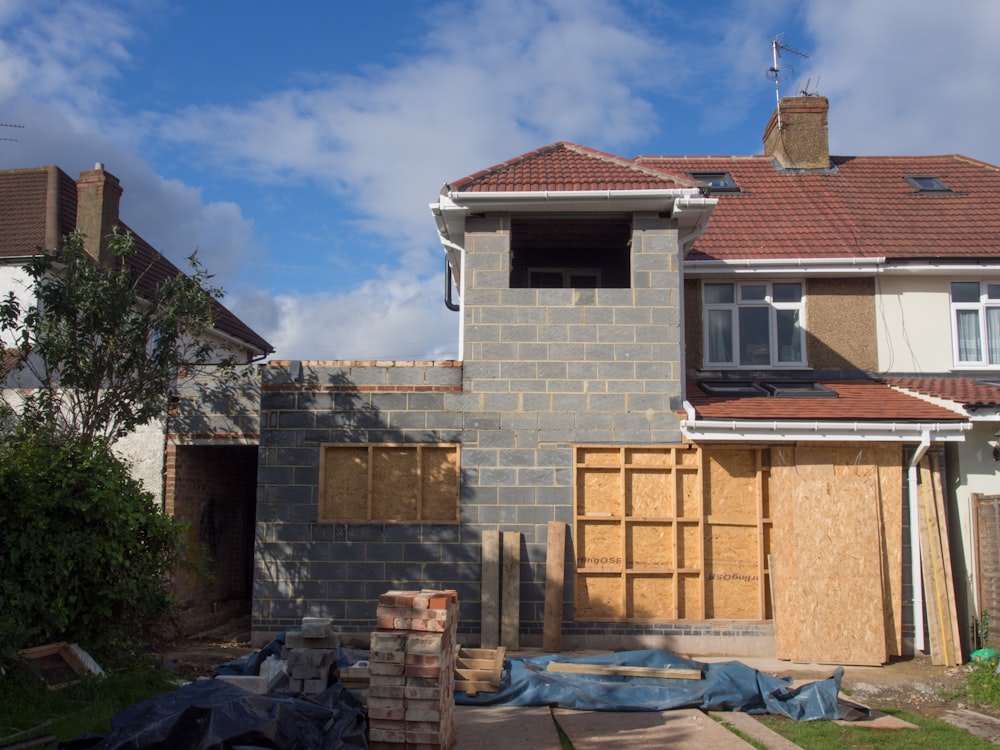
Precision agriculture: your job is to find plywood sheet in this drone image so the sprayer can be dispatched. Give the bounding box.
[771,444,891,665]
[626,470,671,517]
[626,522,671,569]
[705,525,761,619]
[575,574,623,619]
[421,446,460,521]
[320,446,368,520]
[627,575,674,619]
[577,521,622,570]
[577,468,621,516]
[705,449,758,522]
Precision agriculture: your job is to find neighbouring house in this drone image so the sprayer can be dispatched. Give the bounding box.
[253,96,1000,666]
[0,163,274,633]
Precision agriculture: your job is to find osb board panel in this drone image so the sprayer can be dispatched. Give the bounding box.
[796,472,885,664]
[371,447,419,519]
[625,447,672,466]
[677,522,701,569]
[769,448,798,658]
[320,446,368,520]
[626,522,672,569]
[875,444,903,656]
[771,444,890,665]
[704,525,761,619]
[626,470,672,517]
[704,449,759,522]
[575,574,624,619]
[679,469,702,518]
[628,575,674,619]
[578,447,622,466]
[421,447,460,521]
[577,468,621,516]
[577,521,622,570]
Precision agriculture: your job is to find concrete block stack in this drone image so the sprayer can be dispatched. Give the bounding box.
[283,616,340,695]
[368,589,458,750]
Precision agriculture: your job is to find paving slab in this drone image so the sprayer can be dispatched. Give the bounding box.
[553,707,755,749]
[453,705,562,749]
[711,711,804,749]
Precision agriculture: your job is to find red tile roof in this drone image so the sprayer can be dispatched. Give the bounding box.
[687,379,966,421]
[448,142,700,193]
[888,377,1000,409]
[0,166,272,356]
[639,154,1000,262]
[447,143,1000,263]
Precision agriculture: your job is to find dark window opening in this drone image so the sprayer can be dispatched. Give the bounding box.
[698,380,768,397]
[510,216,631,289]
[688,171,740,193]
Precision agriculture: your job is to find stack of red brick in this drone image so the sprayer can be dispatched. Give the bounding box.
[368,589,458,750]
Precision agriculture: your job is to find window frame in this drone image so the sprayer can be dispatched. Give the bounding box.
[951,280,1000,368]
[702,280,807,369]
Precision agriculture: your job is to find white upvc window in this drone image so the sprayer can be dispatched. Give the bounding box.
[703,281,805,368]
[951,281,1000,367]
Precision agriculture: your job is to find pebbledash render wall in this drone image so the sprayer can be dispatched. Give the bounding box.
[253,213,770,649]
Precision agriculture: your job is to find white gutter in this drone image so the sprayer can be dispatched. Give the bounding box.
[680,411,970,443]
[908,432,932,653]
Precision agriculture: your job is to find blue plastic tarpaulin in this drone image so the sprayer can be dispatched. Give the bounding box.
[455,649,845,721]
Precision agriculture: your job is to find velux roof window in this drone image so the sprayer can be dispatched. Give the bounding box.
[905,175,950,193]
[698,379,837,399]
[688,171,739,193]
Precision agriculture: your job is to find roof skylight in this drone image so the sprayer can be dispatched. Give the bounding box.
[905,175,950,192]
[688,171,739,193]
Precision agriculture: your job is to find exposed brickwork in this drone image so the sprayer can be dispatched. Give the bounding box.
[369,590,458,749]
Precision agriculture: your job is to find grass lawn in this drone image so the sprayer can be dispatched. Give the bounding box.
[0,661,180,744]
[755,708,998,749]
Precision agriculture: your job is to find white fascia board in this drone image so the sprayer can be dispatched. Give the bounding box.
[880,262,1000,275]
[681,418,970,443]
[684,257,886,276]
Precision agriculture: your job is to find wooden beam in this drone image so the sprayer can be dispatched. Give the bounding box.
[547,662,702,680]
[501,531,521,650]
[480,530,501,649]
[543,521,566,653]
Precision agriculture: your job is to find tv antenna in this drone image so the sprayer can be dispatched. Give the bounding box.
[0,122,24,143]
[766,35,810,129]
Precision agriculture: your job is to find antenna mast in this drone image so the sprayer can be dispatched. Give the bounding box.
[767,35,810,129]
[0,122,24,143]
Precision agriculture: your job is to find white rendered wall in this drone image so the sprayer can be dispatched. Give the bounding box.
[875,275,955,373]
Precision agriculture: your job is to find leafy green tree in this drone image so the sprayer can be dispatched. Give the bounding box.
[0,431,182,657]
[0,228,238,443]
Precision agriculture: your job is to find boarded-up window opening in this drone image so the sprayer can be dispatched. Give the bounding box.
[319,443,460,523]
[573,445,773,622]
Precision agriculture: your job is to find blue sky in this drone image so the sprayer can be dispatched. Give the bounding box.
[2,0,999,360]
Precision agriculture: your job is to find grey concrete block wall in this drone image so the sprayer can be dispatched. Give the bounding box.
[252,211,707,646]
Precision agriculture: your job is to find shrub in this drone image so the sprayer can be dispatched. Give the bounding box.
[0,431,184,661]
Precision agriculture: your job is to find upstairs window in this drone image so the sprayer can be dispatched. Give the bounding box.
[703,281,805,368]
[510,217,631,289]
[952,281,1000,366]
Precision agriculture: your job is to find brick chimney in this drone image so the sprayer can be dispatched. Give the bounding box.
[762,95,830,170]
[75,163,123,266]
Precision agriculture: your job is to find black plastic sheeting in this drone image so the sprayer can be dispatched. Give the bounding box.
[455,649,845,721]
[56,678,368,750]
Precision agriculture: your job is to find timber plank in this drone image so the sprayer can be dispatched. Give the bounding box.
[546,662,702,680]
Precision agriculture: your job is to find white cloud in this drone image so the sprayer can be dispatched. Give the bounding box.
[801,0,1000,163]
[152,0,674,251]
[230,265,460,362]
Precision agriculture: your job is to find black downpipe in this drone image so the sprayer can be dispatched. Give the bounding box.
[444,258,460,311]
